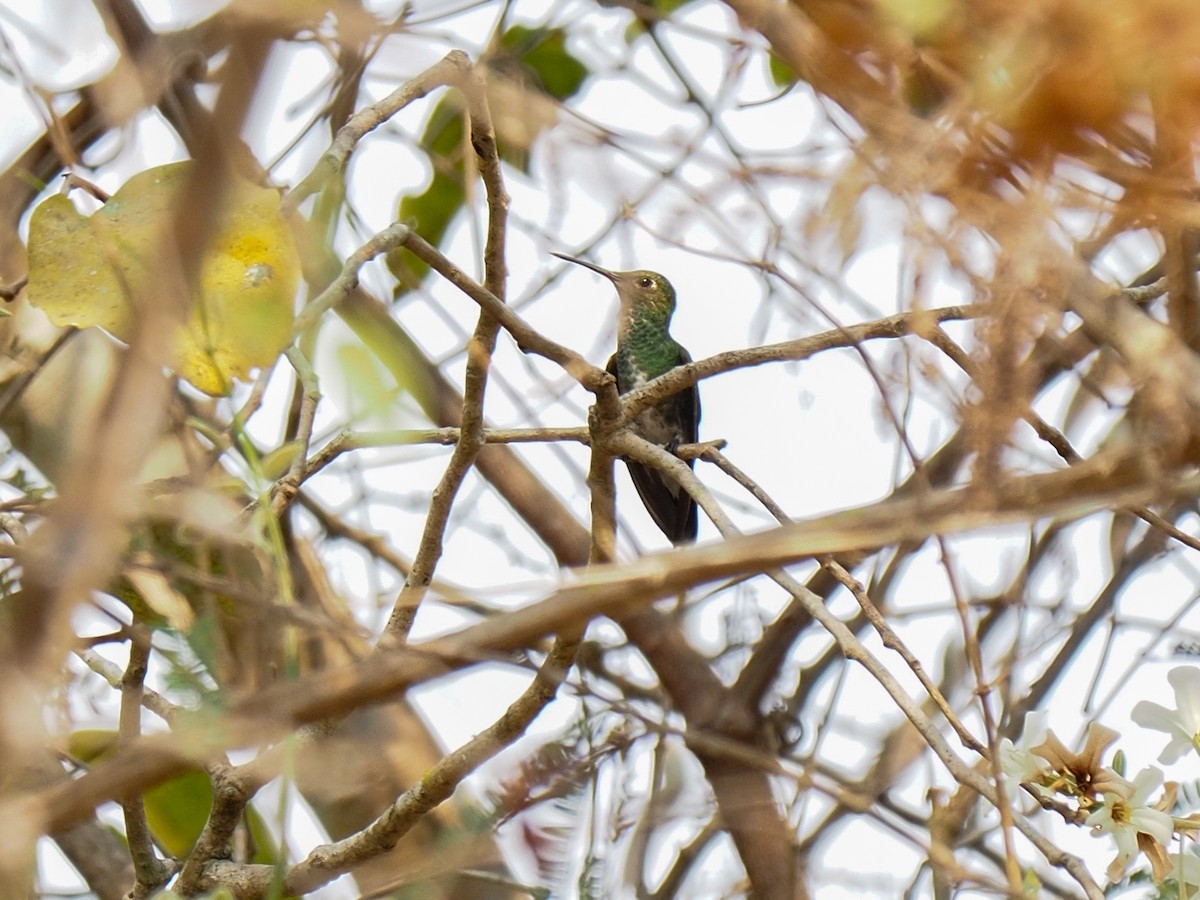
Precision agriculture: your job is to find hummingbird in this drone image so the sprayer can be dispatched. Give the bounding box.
[553,253,700,544]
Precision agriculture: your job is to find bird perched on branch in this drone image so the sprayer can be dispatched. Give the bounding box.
[553,253,699,544]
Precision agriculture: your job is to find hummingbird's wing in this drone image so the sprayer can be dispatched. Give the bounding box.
[607,352,699,544]
[677,344,700,449]
[674,345,699,541]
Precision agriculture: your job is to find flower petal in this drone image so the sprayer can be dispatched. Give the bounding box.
[1129,766,1164,806]
[1086,805,1114,830]
[1130,807,1174,845]
[1169,667,1200,731]
[1158,736,1195,765]
[1133,700,1183,736]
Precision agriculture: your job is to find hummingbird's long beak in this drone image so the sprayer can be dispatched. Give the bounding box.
[551,252,618,283]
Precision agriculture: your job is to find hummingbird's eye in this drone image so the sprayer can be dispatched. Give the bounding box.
[638,276,654,288]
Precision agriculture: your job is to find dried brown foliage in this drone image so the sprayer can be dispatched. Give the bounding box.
[0,1,1198,898]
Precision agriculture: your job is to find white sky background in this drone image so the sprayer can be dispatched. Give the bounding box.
[3,0,1200,897]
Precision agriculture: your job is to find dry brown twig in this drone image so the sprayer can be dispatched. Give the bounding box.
[6,2,1200,897]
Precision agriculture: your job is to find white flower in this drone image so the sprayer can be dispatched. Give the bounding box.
[999,709,1050,788]
[1170,847,1200,899]
[1132,667,1200,764]
[1086,766,1175,882]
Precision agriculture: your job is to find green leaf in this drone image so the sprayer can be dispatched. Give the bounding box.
[69,729,283,864]
[768,52,797,88]
[388,25,589,293]
[903,59,951,117]
[390,169,464,291]
[145,768,214,857]
[501,26,588,100]
[67,730,210,857]
[622,0,698,41]
[337,340,401,426]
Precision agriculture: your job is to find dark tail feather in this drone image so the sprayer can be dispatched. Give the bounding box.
[625,459,697,545]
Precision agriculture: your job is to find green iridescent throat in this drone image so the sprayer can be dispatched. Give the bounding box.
[619,303,682,383]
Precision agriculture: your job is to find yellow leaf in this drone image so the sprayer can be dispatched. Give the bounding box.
[68,728,119,764]
[260,439,305,480]
[26,194,136,338]
[26,162,300,396]
[124,564,196,632]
